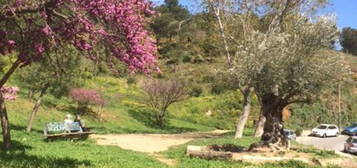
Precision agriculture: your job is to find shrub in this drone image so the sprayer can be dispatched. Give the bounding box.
[126,76,137,85]
[295,128,303,137]
[69,88,104,114]
[189,85,203,97]
[142,79,187,127]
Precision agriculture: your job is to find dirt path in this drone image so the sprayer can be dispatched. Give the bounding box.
[90,130,229,154]
[90,130,229,166]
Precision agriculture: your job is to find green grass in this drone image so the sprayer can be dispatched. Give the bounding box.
[0,129,167,168]
[295,147,338,158]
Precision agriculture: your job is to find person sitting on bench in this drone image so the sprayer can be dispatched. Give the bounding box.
[74,114,86,131]
[64,114,74,133]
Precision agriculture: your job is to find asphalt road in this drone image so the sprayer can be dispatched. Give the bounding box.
[296,135,349,151]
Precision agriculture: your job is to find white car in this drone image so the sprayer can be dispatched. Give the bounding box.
[311,124,339,138]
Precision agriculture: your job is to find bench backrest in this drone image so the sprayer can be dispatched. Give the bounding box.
[67,122,82,132]
[44,122,82,135]
[46,122,65,132]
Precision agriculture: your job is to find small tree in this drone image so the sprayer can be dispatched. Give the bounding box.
[18,46,88,132]
[340,27,357,56]
[142,79,187,127]
[69,88,105,115]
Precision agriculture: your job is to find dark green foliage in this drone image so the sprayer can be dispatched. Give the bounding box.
[152,2,221,65]
[295,128,303,136]
[151,0,190,40]
[188,85,203,97]
[287,82,357,129]
[340,27,357,56]
[210,83,227,95]
[16,46,89,99]
[126,76,137,85]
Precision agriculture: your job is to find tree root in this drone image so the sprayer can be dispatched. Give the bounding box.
[248,137,290,152]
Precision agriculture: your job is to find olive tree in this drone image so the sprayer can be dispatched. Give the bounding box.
[204,0,333,139]
[243,15,349,149]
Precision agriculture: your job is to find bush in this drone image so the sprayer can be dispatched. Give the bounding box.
[189,85,203,97]
[295,128,303,137]
[211,83,225,94]
[142,79,187,127]
[126,76,137,85]
[69,88,104,114]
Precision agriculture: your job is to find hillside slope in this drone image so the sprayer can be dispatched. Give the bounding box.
[6,76,218,135]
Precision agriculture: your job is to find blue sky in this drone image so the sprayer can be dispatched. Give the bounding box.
[326,0,357,28]
[152,0,357,29]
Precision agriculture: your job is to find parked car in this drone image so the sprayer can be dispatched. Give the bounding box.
[310,124,339,138]
[344,136,357,154]
[283,129,296,141]
[342,123,357,136]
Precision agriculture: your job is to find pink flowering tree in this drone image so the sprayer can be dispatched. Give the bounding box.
[69,88,105,114]
[0,0,158,150]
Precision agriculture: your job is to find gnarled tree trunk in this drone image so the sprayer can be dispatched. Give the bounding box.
[261,103,284,144]
[156,110,166,128]
[0,94,10,150]
[234,89,251,138]
[250,95,288,151]
[0,59,21,150]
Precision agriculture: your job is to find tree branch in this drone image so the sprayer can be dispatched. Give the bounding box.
[0,59,22,88]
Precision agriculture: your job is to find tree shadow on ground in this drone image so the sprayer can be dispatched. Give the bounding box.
[0,141,91,168]
[10,124,43,134]
[0,140,32,153]
[128,108,197,133]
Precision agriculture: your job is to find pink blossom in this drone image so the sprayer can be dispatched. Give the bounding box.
[69,88,105,105]
[7,40,15,45]
[35,43,45,54]
[41,25,51,35]
[0,0,159,73]
[1,86,20,101]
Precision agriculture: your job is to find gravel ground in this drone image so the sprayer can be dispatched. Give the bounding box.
[90,130,229,153]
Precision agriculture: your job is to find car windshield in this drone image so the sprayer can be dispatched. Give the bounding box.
[353,139,357,143]
[317,125,327,129]
[350,124,357,127]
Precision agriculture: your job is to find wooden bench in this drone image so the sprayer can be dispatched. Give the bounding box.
[43,122,92,141]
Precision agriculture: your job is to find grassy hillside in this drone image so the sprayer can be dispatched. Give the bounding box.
[345,54,357,72]
[6,75,218,135]
[0,75,253,168]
